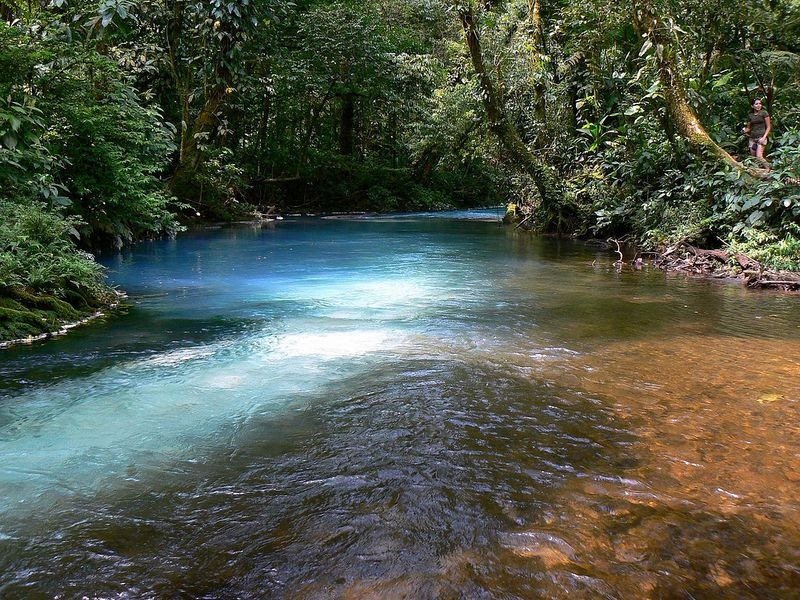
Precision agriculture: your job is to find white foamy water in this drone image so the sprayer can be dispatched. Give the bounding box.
[0,215,556,530]
[0,249,560,526]
[275,279,437,320]
[0,310,415,520]
[272,330,399,358]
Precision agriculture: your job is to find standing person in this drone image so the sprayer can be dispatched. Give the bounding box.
[744,98,772,159]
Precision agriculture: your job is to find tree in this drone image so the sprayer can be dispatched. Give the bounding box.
[0,21,178,248]
[631,0,761,174]
[457,2,563,212]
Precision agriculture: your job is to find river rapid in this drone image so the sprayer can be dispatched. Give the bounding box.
[1,211,799,598]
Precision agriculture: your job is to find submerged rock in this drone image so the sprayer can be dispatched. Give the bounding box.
[501,531,577,567]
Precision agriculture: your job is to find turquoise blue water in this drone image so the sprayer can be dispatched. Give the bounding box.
[0,212,525,515]
[1,211,799,597]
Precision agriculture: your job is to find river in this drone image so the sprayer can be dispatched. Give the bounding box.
[1,211,799,598]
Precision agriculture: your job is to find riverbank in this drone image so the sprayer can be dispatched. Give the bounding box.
[552,229,800,291]
[0,287,123,348]
[646,243,800,291]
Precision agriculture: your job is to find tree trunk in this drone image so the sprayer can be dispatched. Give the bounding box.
[166,0,236,196]
[458,4,562,209]
[170,85,228,195]
[339,92,355,156]
[632,0,764,176]
[527,0,546,121]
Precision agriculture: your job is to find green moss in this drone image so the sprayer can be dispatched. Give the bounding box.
[0,286,113,343]
[0,305,48,327]
[63,288,92,311]
[0,297,27,312]
[0,321,43,341]
[8,286,80,319]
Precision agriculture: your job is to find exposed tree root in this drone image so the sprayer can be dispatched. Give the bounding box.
[647,243,800,291]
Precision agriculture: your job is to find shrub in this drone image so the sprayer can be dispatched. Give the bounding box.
[0,199,109,299]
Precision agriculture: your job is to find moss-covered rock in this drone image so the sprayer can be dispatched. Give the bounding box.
[0,285,114,344]
[0,297,27,312]
[7,286,81,320]
[63,288,92,311]
[0,304,50,340]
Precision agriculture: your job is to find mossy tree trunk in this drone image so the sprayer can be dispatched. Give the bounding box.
[170,85,230,195]
[632,0,764,176]
[527,0,546,121]
[458,3,563,211]
[166,0,236,197]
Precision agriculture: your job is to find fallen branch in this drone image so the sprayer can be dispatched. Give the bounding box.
[607,238,624,263]
[686,245,729,263]
[757,280,800,286]
[662,234,694,258]
[514,213,535,229]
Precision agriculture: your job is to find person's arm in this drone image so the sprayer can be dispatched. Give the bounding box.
[762,114,772,143]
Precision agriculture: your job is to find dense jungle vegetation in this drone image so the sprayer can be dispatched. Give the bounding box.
[1,0,800,340]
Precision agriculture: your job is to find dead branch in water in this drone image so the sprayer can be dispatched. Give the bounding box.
[607,238,624,263]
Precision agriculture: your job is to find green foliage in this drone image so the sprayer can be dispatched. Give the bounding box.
[718,130,800,230]
[0,18,178,339]
[708,129,800,269]
[0,199,108,297]
[727,227,800,271]
[470,0,800,268]
[191,147,251,220]
[50,70,181,246]
[4,0,800,307]
[0,22,179,248]
[294,159,461,213]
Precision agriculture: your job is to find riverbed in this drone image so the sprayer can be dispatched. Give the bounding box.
[1,211,798,598]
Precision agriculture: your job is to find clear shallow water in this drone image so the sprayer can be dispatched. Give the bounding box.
[1,210,799,598]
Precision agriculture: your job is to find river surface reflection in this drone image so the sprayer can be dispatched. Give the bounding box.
[1,211,798,598]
